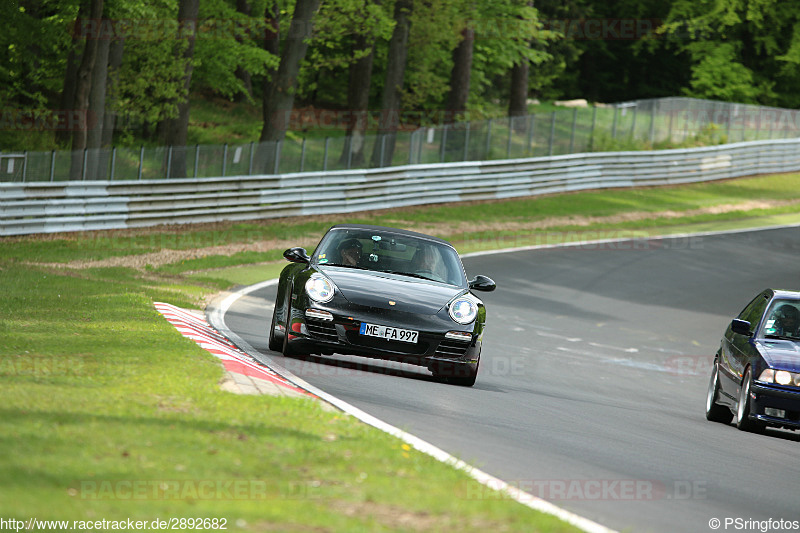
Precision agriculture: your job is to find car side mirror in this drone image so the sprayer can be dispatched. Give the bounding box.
[283,247,310,264]
[469,275,496,292]
[731,318,752,337]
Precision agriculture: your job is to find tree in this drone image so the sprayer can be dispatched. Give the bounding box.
[258,0,322,172]
[370,0,412,167]
[660,0,800,106]
[160,0,199,178]
[69,0,104,179]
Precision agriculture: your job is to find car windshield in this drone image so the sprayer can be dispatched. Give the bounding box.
[761,300,800,340]
[313,228,467,286]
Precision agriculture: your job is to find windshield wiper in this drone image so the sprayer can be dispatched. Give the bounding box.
[323,263,371,271]
[378,269,434,281]
[764,334,800,341]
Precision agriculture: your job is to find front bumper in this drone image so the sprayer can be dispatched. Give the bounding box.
[285,304,482,368]
[751,382,800,430]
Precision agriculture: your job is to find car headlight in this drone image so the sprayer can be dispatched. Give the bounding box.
[305,273,334,303]
[449,296,478,324]
[757,368,800,387]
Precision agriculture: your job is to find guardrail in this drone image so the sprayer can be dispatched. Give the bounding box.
[2,138,799,236]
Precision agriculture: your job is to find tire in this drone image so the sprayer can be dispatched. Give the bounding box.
[736,367,764,433]
[706,360,733,424]
[431,358,479,387]
[267,302,282,352]
[281,300,298,358]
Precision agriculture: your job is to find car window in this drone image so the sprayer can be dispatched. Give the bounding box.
[313,228,466,286]
[761,300,800,339]
[737,292,769,327]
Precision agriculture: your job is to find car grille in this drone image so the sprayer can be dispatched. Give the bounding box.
[434,339,470,358]
[306,319,339,342]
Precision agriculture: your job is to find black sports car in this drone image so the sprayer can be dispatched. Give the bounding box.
[268,224,496,386]
[706,289,800,432]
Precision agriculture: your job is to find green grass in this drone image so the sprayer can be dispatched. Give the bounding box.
[3,170,800,530]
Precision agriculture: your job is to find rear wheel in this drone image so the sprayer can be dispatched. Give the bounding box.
[736,368,764,433]
[706,360,733,424]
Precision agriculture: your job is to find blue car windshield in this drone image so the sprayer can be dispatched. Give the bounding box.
[762,300,800,340]
[313,228,467,287]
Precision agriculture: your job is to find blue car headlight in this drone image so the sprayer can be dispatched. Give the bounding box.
[306,273,334,303]
[448,296,478,325]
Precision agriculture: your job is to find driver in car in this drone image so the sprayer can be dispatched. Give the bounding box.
[338,238,363,266]
[770,304,800,337]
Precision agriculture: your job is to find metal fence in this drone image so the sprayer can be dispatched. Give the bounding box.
[3,96,800,183]
[3,137,800,236]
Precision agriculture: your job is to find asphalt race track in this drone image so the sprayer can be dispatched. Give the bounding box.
[221,226,800,533]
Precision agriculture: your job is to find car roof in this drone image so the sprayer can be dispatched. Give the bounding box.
[326,224,455,248]
[772,289,800,300]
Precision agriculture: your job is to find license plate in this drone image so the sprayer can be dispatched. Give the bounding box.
[359,323,418,343]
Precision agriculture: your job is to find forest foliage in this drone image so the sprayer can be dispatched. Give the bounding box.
[2,0,800,152]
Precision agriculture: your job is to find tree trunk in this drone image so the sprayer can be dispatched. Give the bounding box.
[162,0,200,179]
[339,37,375,168]
[444,25,474,160]
[69,0,104,179]
[508,59,529,133]
[445,26,474,119]
[86,26,111,179]
[101,38,125,148]
[370,0,412,168]
[234,0,254,102]
[57,0,88,146]
[259,0,322,173]
[508,60,529,118]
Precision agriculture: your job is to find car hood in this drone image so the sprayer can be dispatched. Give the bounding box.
[758,340,800,372]
[319,266,465,314]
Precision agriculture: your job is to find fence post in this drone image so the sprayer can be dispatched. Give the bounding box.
[194,145,200,178]
[50,150,56,182]
[110,147,116,180]
[548,111,556,156]
[485,119,492,159]
[22,151,28,182]
[300,138,307,172]
[526,114,535,156]
[649,105,656,144]
[463,121,470,161]
[440,125,448,162]
[506,119,513,157]
[273,140,281,174]
[569,108,577,153]
[166,146,173,179]
[612,106,618,139]
[222,143,228,177]
[589,106,597,151]
[323,137,329,170]
[82,149,88,180]
[248,142,254,175]
[138,146,144,180]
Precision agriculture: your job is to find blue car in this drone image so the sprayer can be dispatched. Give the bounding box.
[707,289,800,432]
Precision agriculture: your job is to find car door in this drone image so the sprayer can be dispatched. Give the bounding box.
[722,291,770,393]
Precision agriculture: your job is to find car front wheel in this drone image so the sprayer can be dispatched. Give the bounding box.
[706,360,733,424]
[736,368,764,433]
